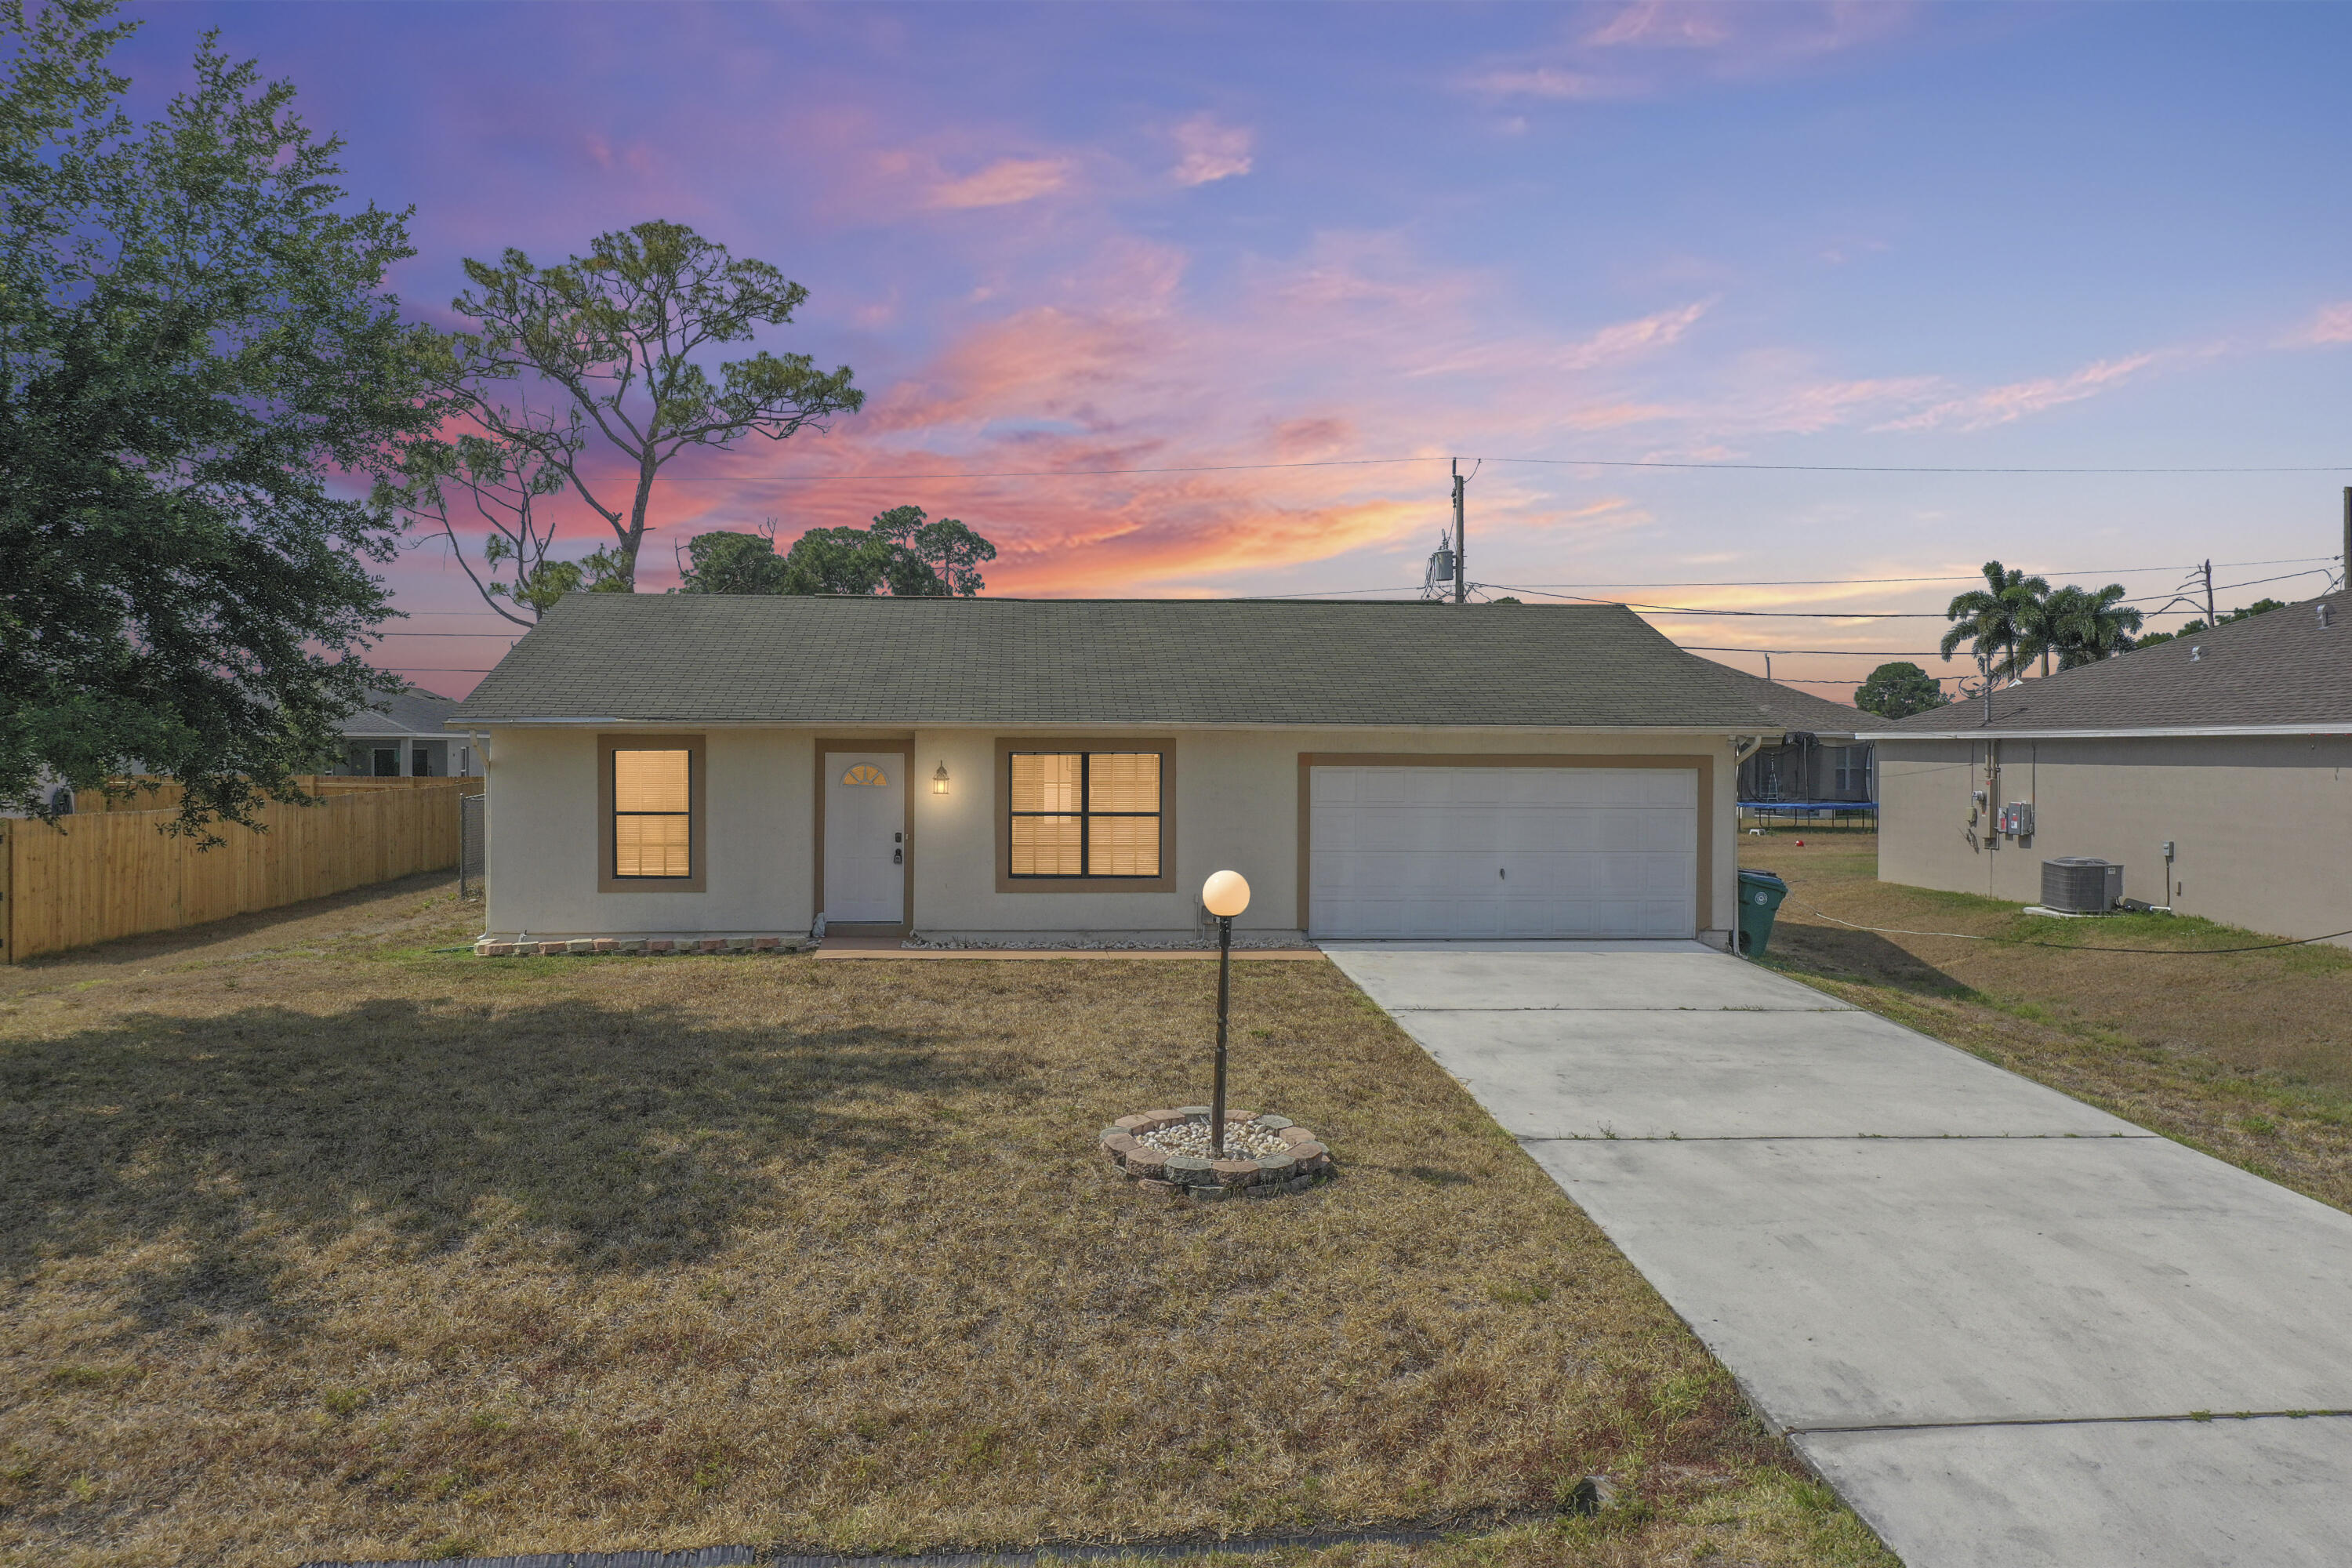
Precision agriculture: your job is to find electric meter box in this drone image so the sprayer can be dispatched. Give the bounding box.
[1998,802,2034,837]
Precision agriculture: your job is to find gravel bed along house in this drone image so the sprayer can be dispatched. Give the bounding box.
[907,935,1314,951]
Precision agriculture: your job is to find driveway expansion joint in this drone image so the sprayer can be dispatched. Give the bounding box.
[1513,1132,2164,1143]
[1784,1408,2352,1437]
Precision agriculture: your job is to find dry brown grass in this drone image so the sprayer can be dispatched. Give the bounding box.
[1746,831,2352,1212]
[0,878,1890,1568]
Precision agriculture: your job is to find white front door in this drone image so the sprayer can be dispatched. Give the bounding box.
[824,753,906,924]
[1308,765,1698,939]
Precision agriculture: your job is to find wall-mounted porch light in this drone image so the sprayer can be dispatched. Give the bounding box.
[932,761,951,796]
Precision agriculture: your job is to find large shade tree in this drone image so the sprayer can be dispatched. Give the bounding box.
[387,220,862,616]
[1,1,434,830]
[1853,662,1949,720]
[678,506,997,597]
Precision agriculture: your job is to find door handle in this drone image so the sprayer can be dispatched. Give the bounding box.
[894,848,903,865]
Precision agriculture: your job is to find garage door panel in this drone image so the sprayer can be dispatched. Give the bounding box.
[1309,766,1697,940]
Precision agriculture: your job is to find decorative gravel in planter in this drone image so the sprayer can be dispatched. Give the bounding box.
[1098,1106,1334,1201]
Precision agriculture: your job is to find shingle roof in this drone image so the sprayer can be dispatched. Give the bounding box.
[447,594,1784,730]
[1717,669,1892,738]
[1889,593,2352,735]
[342,686,461,738]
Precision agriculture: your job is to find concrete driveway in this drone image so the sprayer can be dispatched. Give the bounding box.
[1324,940,2352,1568]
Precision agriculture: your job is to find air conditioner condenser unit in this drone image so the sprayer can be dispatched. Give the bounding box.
[2042,857,2123,914]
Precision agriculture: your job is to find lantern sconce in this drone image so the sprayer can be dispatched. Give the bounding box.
[932,760,951,796]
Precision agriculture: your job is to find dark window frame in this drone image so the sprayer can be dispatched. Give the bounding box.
[1007,750,1164,880]
[993,737,1178,894]
[597,733,709,894]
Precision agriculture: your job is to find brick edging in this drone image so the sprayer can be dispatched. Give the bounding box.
[1098,1108,1334,1202]
[474,936,814,957]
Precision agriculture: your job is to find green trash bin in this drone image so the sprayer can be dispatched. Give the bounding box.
[1737,870,1789,956]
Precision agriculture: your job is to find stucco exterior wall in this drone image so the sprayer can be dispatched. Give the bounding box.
[481,724,1744,942]
[483,727,814,937]
[1878,735,2352,944]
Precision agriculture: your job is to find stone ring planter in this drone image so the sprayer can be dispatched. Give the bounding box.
[1098,1107,1334,1202]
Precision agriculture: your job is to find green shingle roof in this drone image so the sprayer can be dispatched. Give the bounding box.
[1718,668,1891,737]
[1889,592,2352,735]
[447,594,1781,730]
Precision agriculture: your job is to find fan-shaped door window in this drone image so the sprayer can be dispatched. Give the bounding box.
[840,764,890,788]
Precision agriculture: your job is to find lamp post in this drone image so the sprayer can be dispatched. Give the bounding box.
[1200,869,1251,1158]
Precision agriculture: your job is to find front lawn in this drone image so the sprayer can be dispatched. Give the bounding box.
[0,880,1886,1568]
[1747,833,2352,1213]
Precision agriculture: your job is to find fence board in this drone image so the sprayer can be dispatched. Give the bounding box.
[5,778,480,961]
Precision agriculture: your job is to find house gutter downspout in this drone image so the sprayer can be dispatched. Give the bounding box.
[470,731,489,942]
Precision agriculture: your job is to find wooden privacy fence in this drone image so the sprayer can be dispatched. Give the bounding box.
[0,777,482,963]
[85,774,472,814]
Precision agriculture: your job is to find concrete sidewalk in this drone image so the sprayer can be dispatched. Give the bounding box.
[1325,940,2352,1568]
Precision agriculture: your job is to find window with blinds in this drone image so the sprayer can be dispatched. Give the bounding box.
[1008,752,1161,877]
[613,749,692,878]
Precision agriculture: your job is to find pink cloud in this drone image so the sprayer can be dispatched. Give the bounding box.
[1406,299,1711,379]
[1171,114,1254,186]
[929,156,1075,209]
[1584,2,1736,49]
[1463,1,1911,103]
[2291,301,2352,346]
[1873,354,2158,433]
[1459,67,1636,102]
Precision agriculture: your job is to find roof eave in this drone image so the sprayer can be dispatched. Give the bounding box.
[446,717,1785,736]
[1887,723,2352,741]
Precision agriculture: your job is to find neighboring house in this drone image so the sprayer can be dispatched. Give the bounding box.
[1878,592,2352,943]
[337,688,470,778]
[1725,672,1889,804]
[446,596,1793,946]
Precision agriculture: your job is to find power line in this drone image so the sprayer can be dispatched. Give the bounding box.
[1489,456,2352,476]
[1682,645,1953,656]
[663,457,1434,482]
[1494,586,1946,616]
[654,456,2352,483]
[1494,555,2336,589]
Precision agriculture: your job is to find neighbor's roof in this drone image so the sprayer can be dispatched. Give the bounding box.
[1718,669,1890,739]
[342,686,461,738]
[448,594,1783,731]
[1888,592,2352,738]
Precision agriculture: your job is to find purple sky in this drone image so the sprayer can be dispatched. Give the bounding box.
[115,2,2352,698]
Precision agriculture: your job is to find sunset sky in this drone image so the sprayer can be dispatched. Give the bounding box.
[121,2,2352,699]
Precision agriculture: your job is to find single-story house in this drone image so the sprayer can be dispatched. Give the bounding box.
[1878,591,2352,943]
[445,595,1795,946]
[1725,671,1887,805]
[337,688,470,778]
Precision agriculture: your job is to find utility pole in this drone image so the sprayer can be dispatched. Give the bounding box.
[2341,488,2349,593]
[1451,459,1467,604]
[2201,558,2216,626]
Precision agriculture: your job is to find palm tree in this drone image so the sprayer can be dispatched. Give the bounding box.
[2046,583,2143,668]
[1940,561,2049,681]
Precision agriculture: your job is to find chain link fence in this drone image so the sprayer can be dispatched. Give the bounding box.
[459,791,485,901]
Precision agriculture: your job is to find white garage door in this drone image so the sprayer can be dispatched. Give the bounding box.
[1308,766,1697,939]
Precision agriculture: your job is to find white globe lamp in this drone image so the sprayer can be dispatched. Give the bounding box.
[1201,869,1251,1154]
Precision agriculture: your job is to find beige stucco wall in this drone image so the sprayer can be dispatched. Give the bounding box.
[1878,735,2352,943]
[483,727,815,938]
[481,724,1744,942]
